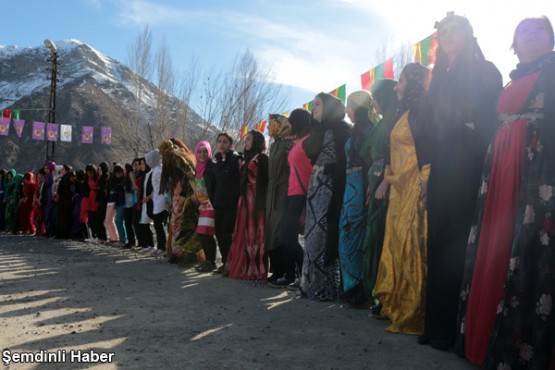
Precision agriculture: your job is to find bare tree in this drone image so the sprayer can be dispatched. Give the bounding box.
[198,50,289,144]
[126,25,153,156]
[149,39,176,149]
[175,56,201,141]
[374,36,415,80]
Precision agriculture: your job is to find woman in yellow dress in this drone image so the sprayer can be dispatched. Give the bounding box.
[373,63,432,335]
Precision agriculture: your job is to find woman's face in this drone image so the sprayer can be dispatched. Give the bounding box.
[514,18,553,63]
[7,173,13,181]
[217,135,231,154]
[395,73,408,101]
[132,161,139,172]
[244,133,254,151]
[115,171,124,179]
[37,173,44,182]
[140,160,146,172]
[61,167,67,176]
[345,100,356,123]
[439,20,466,60]
[197,147,209,163]
[312,96,324,122]
[44,166,50,175]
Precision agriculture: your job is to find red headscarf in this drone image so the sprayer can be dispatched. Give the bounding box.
[195,141,212,179]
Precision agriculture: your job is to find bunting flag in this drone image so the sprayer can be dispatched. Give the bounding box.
[413,32,438,66]
[255,120,267,134]
[13,119,24,138]
[283,111,290,117]
[330,84,346,104]
[360,59,395,90]
[239,124,248,139]
[60,124,72,142]
[82,126,93,144]
[3,109,12,119]
[101,127,112,145]
[303,101,312,111]
[12,110,20,120]
[32,121,45,140]
[46,123,59,142]
[0,117,10,136]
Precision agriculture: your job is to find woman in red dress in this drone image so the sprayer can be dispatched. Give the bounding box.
[225,130,269,280]
[457,16,555,369]
[19,172,37,235]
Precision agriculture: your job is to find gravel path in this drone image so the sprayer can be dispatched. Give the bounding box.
[0,234,477,369]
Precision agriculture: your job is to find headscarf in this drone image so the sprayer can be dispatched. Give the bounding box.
[195,141,212,179]
[347,90,380,124]
[44,160,56,173]
[268,114,292,139]
[372,79,399,127]
[144,150,160,170]
[316,92,345,126]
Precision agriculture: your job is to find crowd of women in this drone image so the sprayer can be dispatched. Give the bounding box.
[0,14,553,370]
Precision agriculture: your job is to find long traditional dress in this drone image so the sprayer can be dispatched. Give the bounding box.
[425,60,502,347]
[457,52,555,369]
[301,129,343,301]
[338,137,369,304]
[265,136,294,278]
[5,171,23,233]
[19,173,37,234]
[374,111,429,335]
[360,118,389,304]
[226,154,268,280]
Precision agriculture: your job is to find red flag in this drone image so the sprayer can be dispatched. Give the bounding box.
[3,109,12,119]
[258,120,267,133]
[361,71,372,90]
[384,58,394,79]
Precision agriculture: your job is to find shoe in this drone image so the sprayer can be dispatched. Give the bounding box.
[417,334,430,345]
[198,261,216,272]
[267,274,280,283]
[84,238,98,244]
[213,265,225,274]
[286,278,301,291]
[148,248,164,256]
[430,339,453,351]
[371,303,382,316]
[268,277,294,288]
[139,247,154,254]
[123,243,134,249]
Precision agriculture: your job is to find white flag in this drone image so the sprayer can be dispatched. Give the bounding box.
[60,124,72,142]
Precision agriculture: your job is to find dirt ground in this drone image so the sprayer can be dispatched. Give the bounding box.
[0,234,478,370]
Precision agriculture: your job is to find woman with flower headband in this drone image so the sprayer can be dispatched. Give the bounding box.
[456,16,555,368]
[422,13,503,351]
[373,63,432,335]
[264,114,295,285]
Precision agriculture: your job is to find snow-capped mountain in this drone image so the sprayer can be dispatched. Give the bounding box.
[0,39,209,171]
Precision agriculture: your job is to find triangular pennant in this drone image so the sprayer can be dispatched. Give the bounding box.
[330,84,346,104]
[303,101,313,112]
[13,119,24,138]
[239,124,248,139]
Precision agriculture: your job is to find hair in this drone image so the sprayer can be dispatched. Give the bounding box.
[24,172,32,181]
[391,63,431,129]
[288,109,312,137]
[132,157,140,166]
[244,130,266,160]
[85,164,97,177]
[62,164,72,173]
[76,169,86,182]
[511,16,555,52]
[113,164,124,175]
[124,163,134,192]
[216,132,234,146]
[430,13,486,97]
[37,168,46,176]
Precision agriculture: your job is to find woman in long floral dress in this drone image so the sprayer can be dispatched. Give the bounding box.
[300,93,350,301]
[456,17,555,369]
[226,130,269,280]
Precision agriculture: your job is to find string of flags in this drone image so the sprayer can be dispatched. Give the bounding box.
[0,109,112,144]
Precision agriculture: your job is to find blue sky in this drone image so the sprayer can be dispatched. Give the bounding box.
[2,0,554,115]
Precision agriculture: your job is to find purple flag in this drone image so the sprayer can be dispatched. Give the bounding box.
[13,119,24,138]
[32,121,45,140]
[0,117,9,136]
[82,126,93,144]
[46,123,59,142]
[101,127,112,145]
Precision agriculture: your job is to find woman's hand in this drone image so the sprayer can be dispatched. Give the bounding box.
[375,179,390,200]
